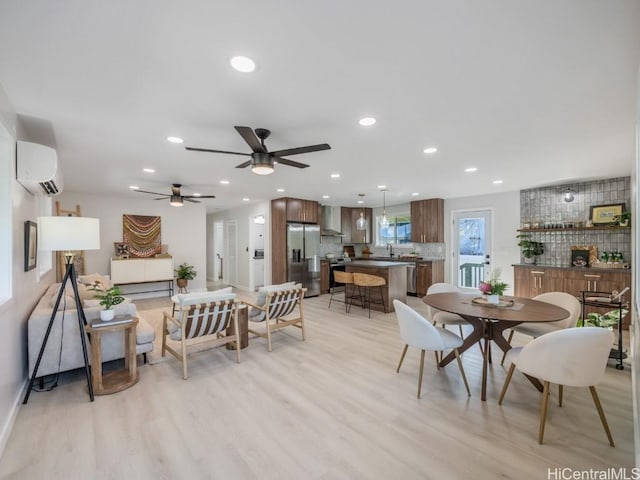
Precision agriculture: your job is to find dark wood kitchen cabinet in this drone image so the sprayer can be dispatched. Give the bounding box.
[415,261,444,297]
[513,266,564,297]
[410,198,444,243]
[320,260,330,294]
[286,198,319,223]
[271,197,321,285]
[341,207,372,244]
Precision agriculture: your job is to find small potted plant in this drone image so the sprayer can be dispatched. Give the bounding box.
[479,268,508,304]
[175,262,197,290]
[89,285,125,321]
[516,234,544,264]
[613,212,631,227]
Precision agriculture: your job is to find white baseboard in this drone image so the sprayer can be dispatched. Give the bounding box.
[0,378,27,460]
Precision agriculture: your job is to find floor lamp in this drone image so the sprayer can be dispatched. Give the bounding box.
[23,216,101,404]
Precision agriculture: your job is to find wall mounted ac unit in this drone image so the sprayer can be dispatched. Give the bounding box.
[16,141,63,196]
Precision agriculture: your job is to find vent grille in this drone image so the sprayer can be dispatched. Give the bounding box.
[39,181,60,195]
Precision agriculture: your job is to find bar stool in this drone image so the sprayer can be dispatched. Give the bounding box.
[352,273,386,318]
[329,271,354,313]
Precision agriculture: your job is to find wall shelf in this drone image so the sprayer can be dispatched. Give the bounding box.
[517,226,630,233]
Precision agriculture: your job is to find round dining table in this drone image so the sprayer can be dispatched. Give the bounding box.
[422,292,570,401]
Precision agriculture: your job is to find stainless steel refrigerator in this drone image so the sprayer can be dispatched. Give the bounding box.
[287,223,321,297]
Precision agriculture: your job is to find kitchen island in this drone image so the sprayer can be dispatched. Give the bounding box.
[346,260,410,313]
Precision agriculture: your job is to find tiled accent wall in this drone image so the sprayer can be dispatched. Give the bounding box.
[520,177,631,266]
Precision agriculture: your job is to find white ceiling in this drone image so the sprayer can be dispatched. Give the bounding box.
[1,1,639,212]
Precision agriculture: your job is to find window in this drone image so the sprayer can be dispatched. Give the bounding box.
[0,121,12,304]
[376,214,411,245]
[38,196,53,278]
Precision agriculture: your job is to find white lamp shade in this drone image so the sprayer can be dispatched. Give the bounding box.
[38,217,101,251]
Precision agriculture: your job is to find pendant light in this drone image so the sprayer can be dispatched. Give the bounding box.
[356,193,367,230]
[380,188,389,228]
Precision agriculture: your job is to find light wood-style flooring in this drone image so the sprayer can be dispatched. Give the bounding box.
[0,293,634,479]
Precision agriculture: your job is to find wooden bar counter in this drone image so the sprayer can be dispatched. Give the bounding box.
[346,261,410,313]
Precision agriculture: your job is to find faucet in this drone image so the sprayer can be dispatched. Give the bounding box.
[387,243,394,258]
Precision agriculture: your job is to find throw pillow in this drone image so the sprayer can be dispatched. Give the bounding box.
[78,273,113,290]
[249,282,298,321]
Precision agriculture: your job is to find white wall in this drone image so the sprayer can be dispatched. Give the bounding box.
[208,201,270,291]
[444,191,521,294]
[58,192,207,293]
[0,87,56,457]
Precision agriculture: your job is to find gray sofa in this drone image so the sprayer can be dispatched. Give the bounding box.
[28,282,155,378]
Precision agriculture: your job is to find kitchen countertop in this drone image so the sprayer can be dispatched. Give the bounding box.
[348,260,412,267]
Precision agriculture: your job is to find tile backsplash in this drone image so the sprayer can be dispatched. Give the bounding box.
[519,177,631,266]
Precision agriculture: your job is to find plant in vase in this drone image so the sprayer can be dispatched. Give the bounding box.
[479,268,508,304]
[613,212,631,227]
[175,262,197,291]
[516,234,544,264]
[89,285,125,321]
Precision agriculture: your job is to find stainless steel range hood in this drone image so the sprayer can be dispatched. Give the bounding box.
[320,205,343,236]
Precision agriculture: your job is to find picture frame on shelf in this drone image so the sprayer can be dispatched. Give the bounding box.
[114,242,130,258]
[590,203,625,225]
[570,248,590,268]
[24,220,37,272]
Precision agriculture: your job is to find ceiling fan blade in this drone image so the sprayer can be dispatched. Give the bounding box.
[270,143,331,158]
[235,126,266,153]
[184,198,200,203]
[154,197,166,200]
[273,157,309,169]
[184,195,216,199]
[185,146,251,156]
[235,160,252,168]
[135,189,169,196]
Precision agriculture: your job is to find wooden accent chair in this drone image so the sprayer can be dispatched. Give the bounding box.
[499,327,614,445]
[393,300,471,398]
[246,287,307,352]
[162,292,240,379]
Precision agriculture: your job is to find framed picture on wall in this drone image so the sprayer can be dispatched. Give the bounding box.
[590,203,624,225]
[24,220,37,271]
[571,248,590,268]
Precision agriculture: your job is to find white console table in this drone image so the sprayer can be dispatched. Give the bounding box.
[110,257,174,296]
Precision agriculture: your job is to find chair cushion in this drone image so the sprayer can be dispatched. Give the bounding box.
[512,322,563,338]
[173,287,233,306]
[436,327,464,349]
[249,282,296,321]
[505,346,523,365]
[168,292,237,339]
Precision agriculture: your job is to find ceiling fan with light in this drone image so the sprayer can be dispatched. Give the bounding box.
[185,126,331,175]
[134,183,215,207]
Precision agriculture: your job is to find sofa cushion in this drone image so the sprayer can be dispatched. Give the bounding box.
[78,273,113,290]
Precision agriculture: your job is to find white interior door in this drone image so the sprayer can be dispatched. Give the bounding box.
[452,210,492,290]
[225,221,238,287]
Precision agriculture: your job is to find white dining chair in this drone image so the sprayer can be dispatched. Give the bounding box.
[500,292,581,366]
[498,327,614,445]
[393,300,471,398]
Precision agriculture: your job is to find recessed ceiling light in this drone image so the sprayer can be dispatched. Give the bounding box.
[143,168,155,173]
[411,192,419,196]
[330,173,340,179]
[357,200,364,204]
[193,193,201,197]
[423,147,438,154]
[167,136,183,144]
[277,188,285,192]
[359,117,376,127]
[377,185,387,189]
[220,180,230,185]
[242,197,250,202]
[230,56,256,73]
[492,180,503,185]
[129,185,139,190]
[322,195,330,199]
[465,167,478,173]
